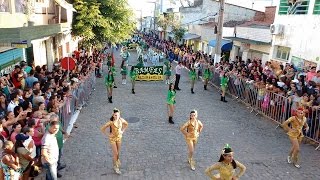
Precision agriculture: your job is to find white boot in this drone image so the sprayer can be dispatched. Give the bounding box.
[122,79,125,84]
[124,79,127,84]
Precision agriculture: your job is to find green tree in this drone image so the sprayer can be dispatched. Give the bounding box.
[72,0,135,47]
[172,27,186,43]
[157,12,177,39]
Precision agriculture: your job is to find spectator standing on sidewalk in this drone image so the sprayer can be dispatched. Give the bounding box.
[41,121,60,180]
[174,62,183,90]
[45,114,69,177]
[180,110,203,171]
[1,141,22,180]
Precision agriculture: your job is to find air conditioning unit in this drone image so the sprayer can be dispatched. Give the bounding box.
[270,24,284,35]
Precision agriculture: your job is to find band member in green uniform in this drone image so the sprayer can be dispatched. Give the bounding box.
[164,61,172,84]
[120,62,127,85]
[167,83,176,124]
[111,66,117,88]
[203,63,212,90]
[189,64,197,94]
[180,110,203,170]
[100,108,128,175]
[105,69,115,103]
[220,72,229,102]
[130,66,138,94]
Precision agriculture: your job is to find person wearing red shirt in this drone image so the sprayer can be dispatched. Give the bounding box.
[11,65,21,88]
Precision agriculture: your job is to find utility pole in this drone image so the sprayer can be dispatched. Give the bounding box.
[136,10,143,32]
[214,0,225,64]
[153,3,157,31]
[140,10,143,32]
[147,1,157,32]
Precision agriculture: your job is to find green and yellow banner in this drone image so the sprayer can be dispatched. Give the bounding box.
[133,66,164,81]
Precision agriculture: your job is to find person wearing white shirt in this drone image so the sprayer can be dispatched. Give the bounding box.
[42,121,60,180]
[7,93,19,112]
[23,127,37,158]
[174,62,183,90]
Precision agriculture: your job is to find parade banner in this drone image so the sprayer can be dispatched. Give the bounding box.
[133,66,164,81]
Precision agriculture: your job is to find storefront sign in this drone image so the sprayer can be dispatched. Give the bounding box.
[11,42,28,48]
[133,66,163,81]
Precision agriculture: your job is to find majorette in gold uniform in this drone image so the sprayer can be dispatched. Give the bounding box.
[281,107,309,168]
[205,144,246,180]
[180,110,203,170]
[100,108,128,174]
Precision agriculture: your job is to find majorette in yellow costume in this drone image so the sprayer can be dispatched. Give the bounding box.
[180,110,203,170]
[281,107,309,168]
[100,108,128,174]
[205,144,246,180]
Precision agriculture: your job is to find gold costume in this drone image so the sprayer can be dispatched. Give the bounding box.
[282,116,308,142]
[104,119,124,144]
[181,119,203,144]
[205,160,246,180]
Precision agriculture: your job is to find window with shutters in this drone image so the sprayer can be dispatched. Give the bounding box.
[314,0,320,14]
[279,0,310,15]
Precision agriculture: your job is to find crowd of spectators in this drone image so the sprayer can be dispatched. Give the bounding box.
[0,48,101,179]
[140,32,320,142]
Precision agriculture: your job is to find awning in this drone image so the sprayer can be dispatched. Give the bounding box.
[55,0,76,12]
[183,33,201,40]
[224,37,271,45]
[208,39,233,51]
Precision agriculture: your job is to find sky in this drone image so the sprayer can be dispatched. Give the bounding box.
[128,0,275,15]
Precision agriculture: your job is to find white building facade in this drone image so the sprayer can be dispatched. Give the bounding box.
[180,0,263,25]
[270,0,320,70]
[0,0,78,73]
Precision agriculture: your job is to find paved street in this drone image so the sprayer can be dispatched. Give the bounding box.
[57,51,320,180]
